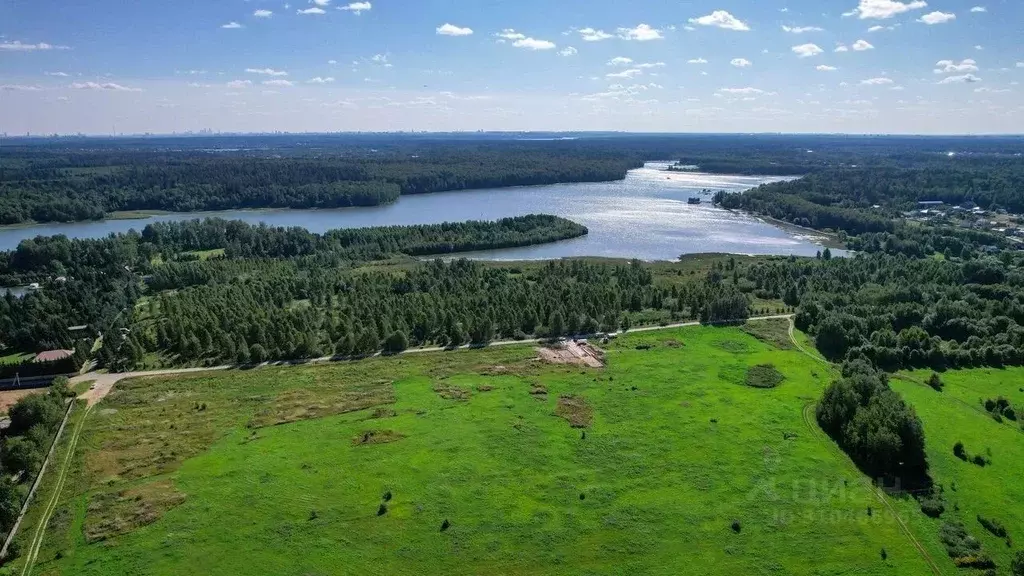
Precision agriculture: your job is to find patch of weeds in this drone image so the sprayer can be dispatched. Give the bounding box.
[433,383,471,401]
[529,382,548,396]
[476,384,494,392]
[741,319,793,350]
[939,521,995,569]
[918,487,947,518]
[555,395,593,428]
[84,480,187,543]
[745,364,784,389]
[352,430,405,446]
[370,407,397,419]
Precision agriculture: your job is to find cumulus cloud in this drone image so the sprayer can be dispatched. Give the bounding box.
[918,11,955,24]
[782,25,824,33]
[607,57,633,66]
[843,0,928,20]
[70,81,141,92]
[577,27,613,41]
[937,73,981,84]
[934,59,978,74]
[835,44,850,52]
[970,6,986,12]
[606,68,642,79]
[617,24,663,41]
[221,21,243,28]
[495,29,555,50]
[860,77,894,85]
[689,10,750,31]
[297,7,326,14]
[436,23,473,36]
[792,43,825,58]
[246,68,288,76]
[687,58,708,64]
[852,39,874,51]
[262,79,294,87]
[816,65,838,71]
[338,2,371,14]
[254,9,273,17]
[559,46,578,56]
[226,80,253,88]
[307,77,335,83]
[730,58,752,68]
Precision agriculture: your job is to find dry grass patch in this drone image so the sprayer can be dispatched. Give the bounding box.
[529,382,548,397]
[741,318,793,350]
[433,383,471,401]
[250,379,394,427]
[352,429,405,446]
[370,407,397,419]
[555,395,593,428]
[84,480,186,543]
[476,384,495,392]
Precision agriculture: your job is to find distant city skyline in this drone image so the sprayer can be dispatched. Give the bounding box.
[2,0,1023,134]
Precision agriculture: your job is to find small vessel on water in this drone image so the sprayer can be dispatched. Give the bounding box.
[687,197,701,205]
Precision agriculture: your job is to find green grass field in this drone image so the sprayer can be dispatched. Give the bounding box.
[17,324,942,575]
[891,368,1024,572]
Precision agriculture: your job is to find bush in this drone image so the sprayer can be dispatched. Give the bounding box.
[880,548,887,561]
[927,372,944,391]
[953,441,967,461]
[745,364,785,389]
[1011,550,1024,576]
[731,520,742,533]
[383,331,408,354]
[919,492,946,518]
[977,515,1007,538]
[972,454,988,467]
[940,521,995,569]
[377,503,388,516]
[440,519,451,532]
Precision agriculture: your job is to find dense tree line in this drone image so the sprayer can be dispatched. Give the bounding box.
[816,360,929,488]
[0,379,73,536]
[119,258,750,368]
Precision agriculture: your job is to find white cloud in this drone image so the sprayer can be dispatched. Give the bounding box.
[687,58,708,64]
[338,2,371,14]
[1,40,70,51]
[974,87,1008,93]
[860,77,894,85]
[792,43,825,58]
[262,79,294,87]
[730,58,752,68]
[607,57,633,66]
[816,65,838,71]
[577,27,613,41]
[307,77,335,84]
[717,87,773,95]
[246,68,288,76]
[974,45,983,50]
[867,25,884,31]
[221,21,244,29]
[844,0,928,20]
[852,39,874,51]
[371,53,389,64]
[607,68,642,79]
[1017,62,1024,68]
[312,0,331,5]
[937,73,981,84]
[689,10,750,31]
[44,71,69,77]
[297,7,326,14]
[969,6,986,12]
[436,23,473,36]
[934,59,978,74]
[637,62,665,68]
[1,84,43,91]
[328,59,337,64]
[617,24,663,41]
[782,25,824,33]
[253,9,273,17]
[559,46,578,56]
[70,81,141,92]
[496,29,555,50]
[835,44,850,52]
[918,11,955,24]
[226,80,253,88]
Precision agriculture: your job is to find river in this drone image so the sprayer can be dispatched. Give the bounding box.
[0,162,833,260]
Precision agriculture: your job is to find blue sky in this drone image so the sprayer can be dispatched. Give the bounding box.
[1,0,1022,134]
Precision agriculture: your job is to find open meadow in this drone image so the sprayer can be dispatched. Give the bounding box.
[16,323,942,575]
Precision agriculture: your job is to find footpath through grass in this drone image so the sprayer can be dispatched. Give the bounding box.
[18,326,933,575]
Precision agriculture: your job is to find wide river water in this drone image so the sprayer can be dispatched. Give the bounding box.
[0,162,831,260]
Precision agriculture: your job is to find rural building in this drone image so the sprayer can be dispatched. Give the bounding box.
[33,349,73,363]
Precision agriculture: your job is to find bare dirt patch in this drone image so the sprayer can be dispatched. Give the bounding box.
[0,388,42,414]
[537,340,605,368]
[555,395,593,428]
[352,429,405,446]
[84,480,186,543]
[433,383,471,401]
